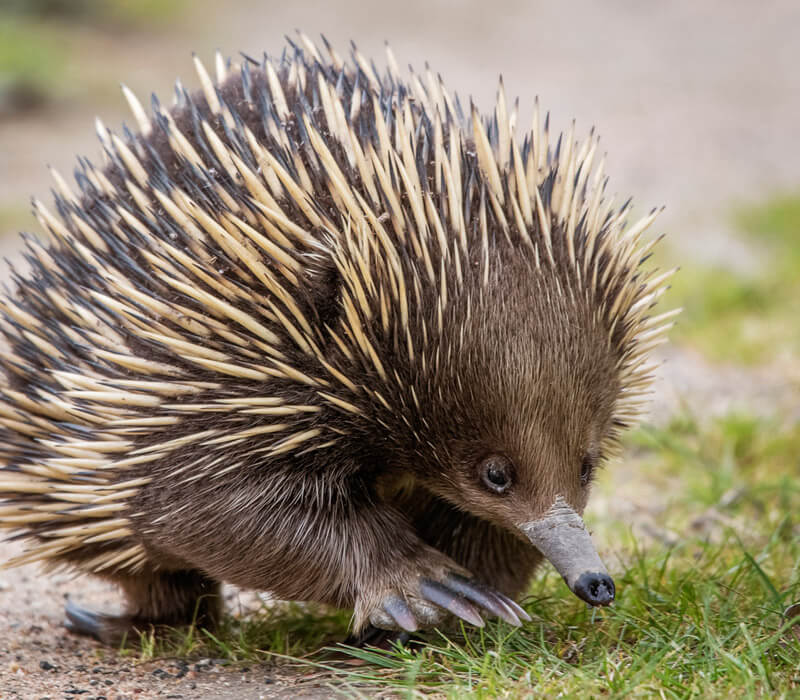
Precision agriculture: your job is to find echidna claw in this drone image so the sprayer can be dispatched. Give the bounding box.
[64,599,107,640]
[496,592,532,622]
[443,573,524,626]
[382,594,419,632]
[64,599,133,645]
[419,578,484,628]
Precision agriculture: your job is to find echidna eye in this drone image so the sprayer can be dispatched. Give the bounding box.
[580,454,595,486]
[480,455,513,494]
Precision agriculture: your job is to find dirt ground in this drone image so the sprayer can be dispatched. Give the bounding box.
[1,0,799,697]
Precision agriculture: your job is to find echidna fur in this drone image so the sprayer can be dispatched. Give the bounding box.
[0,34,676,641]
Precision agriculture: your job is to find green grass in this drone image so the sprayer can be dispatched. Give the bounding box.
[114,414,800,698]
[737,193,800,247]
[663,192,800,364]
[0,1,185,113]
[0,17,72,111]
[1,0,185,28]
[131,602,353,662]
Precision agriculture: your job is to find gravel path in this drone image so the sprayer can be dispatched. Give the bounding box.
[1,0,799,696]
[0,541,332,698]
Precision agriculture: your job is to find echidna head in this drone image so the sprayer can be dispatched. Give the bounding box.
[390,249,615,520]
[381,249,625,605]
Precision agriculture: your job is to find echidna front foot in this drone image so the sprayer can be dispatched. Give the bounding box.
[64,570,222,646]
[363,552,528,632]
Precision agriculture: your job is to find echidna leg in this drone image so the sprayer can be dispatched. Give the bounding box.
[64,569,221,645]
[400,487,542,600]
[352,489,534,637]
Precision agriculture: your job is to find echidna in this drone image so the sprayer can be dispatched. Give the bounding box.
[0,35,676,644]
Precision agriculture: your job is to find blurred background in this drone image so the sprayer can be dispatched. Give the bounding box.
[0,1,798,695]
[2,0,800,417]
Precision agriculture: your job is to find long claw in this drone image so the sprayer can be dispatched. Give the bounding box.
[485,594,523,626]
[419,579,484,628]
[64,599,108,641]
[382,595,419,632]
[495,592,532,622]
[64,599,135,645]
[444,574,521,626]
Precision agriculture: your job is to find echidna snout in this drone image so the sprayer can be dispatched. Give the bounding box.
[521,496,615,606]
[573,572,616,607]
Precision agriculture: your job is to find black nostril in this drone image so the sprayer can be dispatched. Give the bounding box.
[572,572,615,606]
